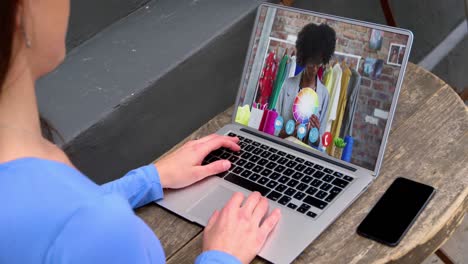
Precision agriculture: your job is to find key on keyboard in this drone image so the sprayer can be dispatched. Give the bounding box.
[304,195,327,210]
[278,196,291,205]
[267,191,281,201]
[224,173,269,196]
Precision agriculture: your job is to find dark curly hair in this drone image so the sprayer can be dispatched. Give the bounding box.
[296,23,336,67]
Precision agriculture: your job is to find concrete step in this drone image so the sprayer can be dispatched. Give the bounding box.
[37,0,270,183]
[67,0,150,49]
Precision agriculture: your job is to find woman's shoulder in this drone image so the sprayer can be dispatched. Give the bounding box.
[0,157,87,186]
[284,74,301,86]
[0,133,73,166]
[46,194,164,263]
[0,157,102,211]
[317,79,329,98]
[281,74,301,94]
[0,156,70,171]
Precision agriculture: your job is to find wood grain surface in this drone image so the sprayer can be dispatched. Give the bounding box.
[137,63,468,263]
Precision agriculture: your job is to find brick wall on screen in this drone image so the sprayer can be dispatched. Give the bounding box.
[268,9,408,170]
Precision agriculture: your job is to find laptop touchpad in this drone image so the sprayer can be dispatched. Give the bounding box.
[187,185,236,226]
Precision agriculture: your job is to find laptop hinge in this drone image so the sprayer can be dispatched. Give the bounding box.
[240,128,357,172]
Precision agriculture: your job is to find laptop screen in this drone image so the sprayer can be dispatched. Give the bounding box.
[235,5,411,172]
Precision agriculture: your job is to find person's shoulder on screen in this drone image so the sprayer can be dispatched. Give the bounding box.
[317,78,329,97]
[283,73,301,96]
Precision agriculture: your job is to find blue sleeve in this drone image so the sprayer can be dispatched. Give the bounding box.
[100,164,163,209]
[45,195,166,264]
[195,250,241,264]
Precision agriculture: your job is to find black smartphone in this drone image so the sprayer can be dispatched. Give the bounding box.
[357,177,435,246]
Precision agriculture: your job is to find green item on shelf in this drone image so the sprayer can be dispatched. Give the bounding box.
[334,137,347,149]
[235,104,251,126]
[268,54,289,109]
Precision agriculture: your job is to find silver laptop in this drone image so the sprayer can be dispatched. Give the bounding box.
[158,4,413,264]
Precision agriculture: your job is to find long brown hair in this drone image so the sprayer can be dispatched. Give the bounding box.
[0,0,19,91]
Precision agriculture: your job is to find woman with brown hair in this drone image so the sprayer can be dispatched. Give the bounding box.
[0,0,280,263]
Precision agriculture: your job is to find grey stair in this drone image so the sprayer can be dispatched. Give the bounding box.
[67,0,150,49]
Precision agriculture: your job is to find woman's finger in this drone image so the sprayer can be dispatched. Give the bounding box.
[241,192,262,215]
[194,134,219,144]
[309,116,319,128]
[194,160,231,180]
[197,134,239,144]
[206,209,220,230]
[198,136,240,156]
[252,197,269,224]
[312,115,320,126]
[224,192,245,212]
[258,209,281,242]
[312,120,319,129]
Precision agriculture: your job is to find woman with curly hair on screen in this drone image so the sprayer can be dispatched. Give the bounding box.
[276,23,336,147]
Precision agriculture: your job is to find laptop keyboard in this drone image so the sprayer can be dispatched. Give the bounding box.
[202,132,355,219]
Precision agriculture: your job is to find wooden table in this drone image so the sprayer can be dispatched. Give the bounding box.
[136,63,468,263]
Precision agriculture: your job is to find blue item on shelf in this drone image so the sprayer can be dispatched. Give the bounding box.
[297,124,307,140]
[308,127,319,143]
[285,120,295,135]
[274,116,284,136]
[341,136,354,162]
[294,65,304,76]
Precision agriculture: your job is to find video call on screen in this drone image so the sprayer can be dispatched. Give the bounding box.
[235,6,409,171]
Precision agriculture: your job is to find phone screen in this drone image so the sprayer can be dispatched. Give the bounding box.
[357,177,435,246]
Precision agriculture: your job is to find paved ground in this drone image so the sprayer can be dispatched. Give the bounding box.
[422,215,468,264]
[432,36,467,94]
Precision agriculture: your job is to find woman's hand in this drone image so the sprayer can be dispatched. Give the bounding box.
[155,134,240,189]
[308,114,320,130]
[202,192,281,264]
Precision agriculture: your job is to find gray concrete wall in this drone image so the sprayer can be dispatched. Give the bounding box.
[67,0,149,48]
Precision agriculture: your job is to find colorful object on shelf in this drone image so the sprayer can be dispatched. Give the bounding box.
[262,110,278,135]
[269,55,289,110]
[332,137,347,160]
[274,116,284,136]
[248,105,264,129]
[297,124,307,140]
[322,132,332,148]
[292,88,319,124]
[308,127,319,143]
[294,64,304,76]
[333,137,347,148]
[258,108,269,132]
[235,104,251,126]
[341,136,354,162]
[285,120,295,135]
[258,52,277,106]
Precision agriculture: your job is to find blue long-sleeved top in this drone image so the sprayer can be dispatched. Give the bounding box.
[0,158,240,264]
